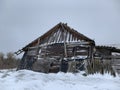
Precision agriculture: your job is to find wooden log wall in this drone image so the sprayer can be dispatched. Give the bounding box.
[37,42,91,58]
[112,58,120,75]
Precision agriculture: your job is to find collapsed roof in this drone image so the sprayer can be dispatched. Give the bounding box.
[16,22,95,55]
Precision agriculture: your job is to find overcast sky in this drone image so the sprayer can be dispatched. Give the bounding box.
[0,0,120,55]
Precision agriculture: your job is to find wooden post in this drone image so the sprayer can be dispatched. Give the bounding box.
[63,31,67,58]
[36,38,40,58]
[61,24,68,58]
[89,45,94,74]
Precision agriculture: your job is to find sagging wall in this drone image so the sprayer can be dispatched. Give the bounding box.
[17,42,95,71]
[16,23,95,72]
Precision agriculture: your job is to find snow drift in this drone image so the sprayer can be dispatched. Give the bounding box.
[0,69,120,90]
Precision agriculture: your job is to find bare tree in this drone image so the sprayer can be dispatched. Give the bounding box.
[6,52,15,60]
[0,52,20,69]
[0,52,4,68]
[0,52,4,60]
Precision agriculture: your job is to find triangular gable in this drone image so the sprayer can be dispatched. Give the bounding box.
[21,22,95,51]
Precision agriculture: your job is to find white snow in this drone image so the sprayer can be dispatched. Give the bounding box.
[0,69,120,90]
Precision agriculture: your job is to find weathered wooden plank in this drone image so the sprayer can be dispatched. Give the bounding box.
[50,31,57,43]
[47,31,56,44]
[66,31,70,42]
[116,70,120,74]
[54,29,60,43]
[112,60,120,65]
[64,30,68,42]
[113,66,120,70]
[68,33,71,42]
[59,30,63,42]
[57,29,62,42]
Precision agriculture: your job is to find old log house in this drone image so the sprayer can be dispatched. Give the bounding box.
[16,22,95,73]
[16,22,120,75]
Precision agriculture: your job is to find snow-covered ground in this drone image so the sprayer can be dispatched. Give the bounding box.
[0,69,120,90]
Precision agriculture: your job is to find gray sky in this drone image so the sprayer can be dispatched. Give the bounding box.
[0,0,120,54]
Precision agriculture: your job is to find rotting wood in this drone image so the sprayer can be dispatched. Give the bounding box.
[16,23,97,74]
